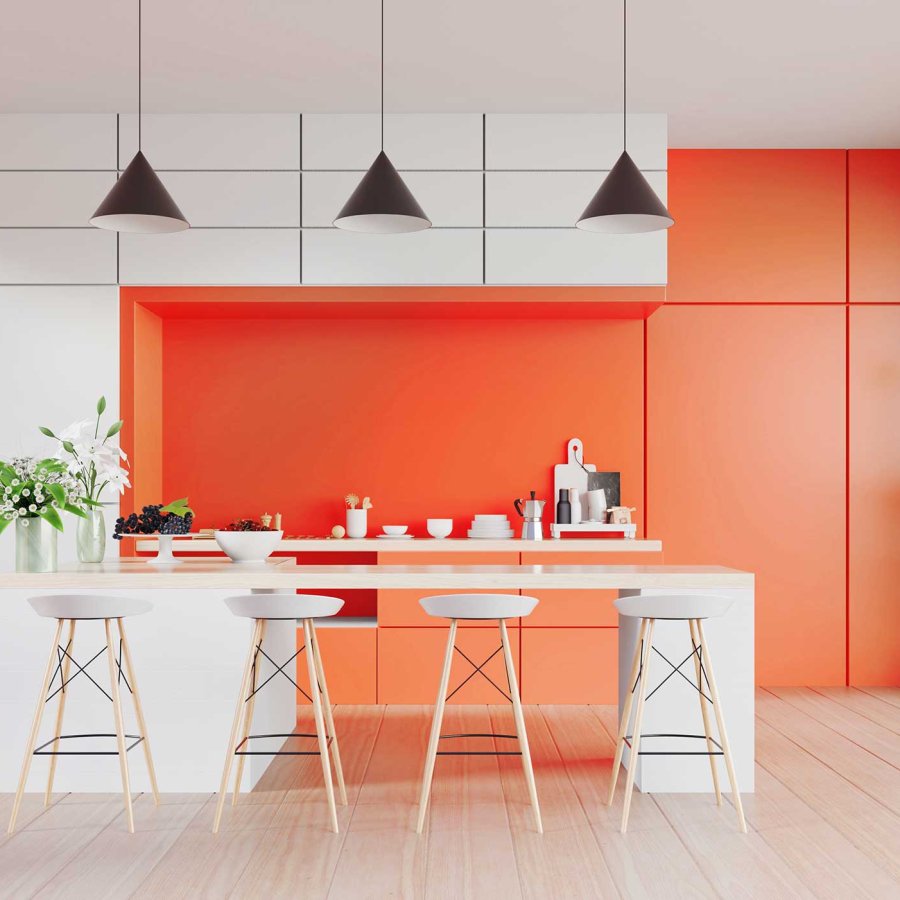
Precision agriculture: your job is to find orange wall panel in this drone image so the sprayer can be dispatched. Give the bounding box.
[849,307,900,685]
[849,150,900,301]
[521,629,617,703]
[648,305,846,685]
[378,627,520,704]
[296,626,377,704]
[667,150,846,302]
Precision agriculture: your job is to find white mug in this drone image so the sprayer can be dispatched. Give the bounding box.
[587,489,607,522]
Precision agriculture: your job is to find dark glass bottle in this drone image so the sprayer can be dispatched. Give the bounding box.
[556,488,572,525]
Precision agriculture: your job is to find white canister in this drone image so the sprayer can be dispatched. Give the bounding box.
[346,508,368,538]
[587,489,607,522]
[568,488,581,525]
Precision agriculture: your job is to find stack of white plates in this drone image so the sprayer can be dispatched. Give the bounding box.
[467,514,515,539]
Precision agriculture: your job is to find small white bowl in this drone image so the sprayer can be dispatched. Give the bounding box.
[382,525,408,536]
[214,530,283,563]
[426,518,453,539]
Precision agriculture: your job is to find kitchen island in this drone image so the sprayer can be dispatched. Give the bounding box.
[0,559,753,796]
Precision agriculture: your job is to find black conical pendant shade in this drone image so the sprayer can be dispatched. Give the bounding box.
[333,151,431,233]
[90,151,190,233]
[576,151,673,234]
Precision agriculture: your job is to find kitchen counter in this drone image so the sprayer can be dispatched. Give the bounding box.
[0,559,753,795]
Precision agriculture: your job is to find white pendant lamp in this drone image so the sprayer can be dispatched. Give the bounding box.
[334,0,430,233]
[91,0,189,233]
[577,0,673,233]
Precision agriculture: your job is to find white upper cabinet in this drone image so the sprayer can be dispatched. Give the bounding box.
[303,230,483,284]
[487,171,667,227]
[486,229,666,285]
[0,172,116,227]
[0,115,116,170]
[303,114,483,170]
[303,171,482,228]
[118,115,301,170]
[485,114,666,171]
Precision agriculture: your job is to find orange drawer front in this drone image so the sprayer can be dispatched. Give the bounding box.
[378,626,520,704]
[296,626,377,705]
[378,551,520,627]
[521,628,617,704]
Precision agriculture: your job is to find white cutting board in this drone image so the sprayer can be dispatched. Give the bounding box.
[553,437,596,524]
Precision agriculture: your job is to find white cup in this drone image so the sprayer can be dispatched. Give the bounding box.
[346,508,367,538]
[587,489,607,522]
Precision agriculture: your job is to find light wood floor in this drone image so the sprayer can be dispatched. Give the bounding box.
[1,687,898,899]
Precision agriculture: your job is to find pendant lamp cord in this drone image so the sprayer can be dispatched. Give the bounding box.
[380,0,384,151]
[138,0,142,151]
[622,0,627,152]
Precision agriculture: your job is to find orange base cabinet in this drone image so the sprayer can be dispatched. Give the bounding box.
[295,626,377,705]
[378,627,520,704]
[521,628,618,704]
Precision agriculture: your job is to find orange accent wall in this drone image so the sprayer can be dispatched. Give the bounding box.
[849,306,900,684]
[667,150,846,302]
[848,150,900,301]
[647,305,846,685]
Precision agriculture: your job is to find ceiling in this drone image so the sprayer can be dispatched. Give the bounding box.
[3,0,898,147]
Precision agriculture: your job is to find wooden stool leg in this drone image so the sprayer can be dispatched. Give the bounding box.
[304,619,339,833]
[309,620,347,805]
[689,618,722,805]
[117,618,160,806]
[608,617,648,805]
[621,618,655,833]
[45,619,75,805]
[416,619,457,835]
[697,619,747,833]
[232,619,267,805]
[213,618,262,834]
[105,618,134,834]
[500,619,543,834]
[8,618,63,835]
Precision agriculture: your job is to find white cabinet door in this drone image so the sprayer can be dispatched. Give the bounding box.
[119,229,300,285]
[118,115,301,170]
[154,172,300,227]
[487,171,667,227]
[303,114,483,170]
[486,114,666,171]
[303,229,483,284]
[0,172,116,227]
[485,228,666,285]
[303,171,482,227]
[0,115,116,170]
[0,230,116,284]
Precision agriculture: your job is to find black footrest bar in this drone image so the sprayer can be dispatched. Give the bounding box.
[437,731,522,757]
[33,733,144,756]
[623,732,723,756]
[234,731,333,757]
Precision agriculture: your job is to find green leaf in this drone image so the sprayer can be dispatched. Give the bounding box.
[0,516,11,535]
[106,420,123,438]
[81,496,103,507]
[161,497,194,517]
[38,506,64,532]
[46,483,65,505]
[97,396,107,415]
[38,426,56,438]
[64,503,87,519]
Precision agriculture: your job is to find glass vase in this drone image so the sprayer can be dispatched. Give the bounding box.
[76,507,106,563]
[15,516,58,573]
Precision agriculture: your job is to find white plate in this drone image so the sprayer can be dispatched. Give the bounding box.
[467,530,515,538]
[375,534,414,540]
[473,514,509,521]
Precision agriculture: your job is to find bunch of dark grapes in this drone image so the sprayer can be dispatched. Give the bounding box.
[223,518,272,532]
[114,504,194,539]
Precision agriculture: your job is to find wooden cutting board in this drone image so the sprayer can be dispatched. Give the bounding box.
[553,437,596,524]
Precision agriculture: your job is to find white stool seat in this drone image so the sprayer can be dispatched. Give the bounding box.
[420,593,539,620]
[614,594,732,621]
[225,593,344,620]
[28,594,152,620]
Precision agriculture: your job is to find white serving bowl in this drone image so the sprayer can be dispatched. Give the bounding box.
[426,518,453,539]
[214,530,284,563]
[382,525,408,536]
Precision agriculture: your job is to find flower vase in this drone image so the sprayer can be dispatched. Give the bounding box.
[16,516,58,573]
[346,508,367,538]
[76,507,106,563]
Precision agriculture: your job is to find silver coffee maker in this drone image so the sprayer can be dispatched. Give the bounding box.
[514,491,546,540]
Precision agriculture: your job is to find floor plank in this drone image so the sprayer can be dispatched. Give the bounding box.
[813,687,900,733]
[767,686,900,769]
[858,687,900,709]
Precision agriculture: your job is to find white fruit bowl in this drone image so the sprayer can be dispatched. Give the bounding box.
[214,530,284,563]
[426,518,453,539]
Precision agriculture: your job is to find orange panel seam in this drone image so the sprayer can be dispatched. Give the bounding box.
[845,150,851,687]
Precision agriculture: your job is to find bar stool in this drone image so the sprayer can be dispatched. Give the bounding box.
[8,594,158,835]
[416,593,542,834]
[608,594,746,833]
[213,594,347,834]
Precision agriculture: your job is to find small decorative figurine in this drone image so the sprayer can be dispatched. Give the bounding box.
[260,512,273,529]
[331,524,346,539]
[362,496,373,510]
[607,506,636,525]
[345,493,360,509]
